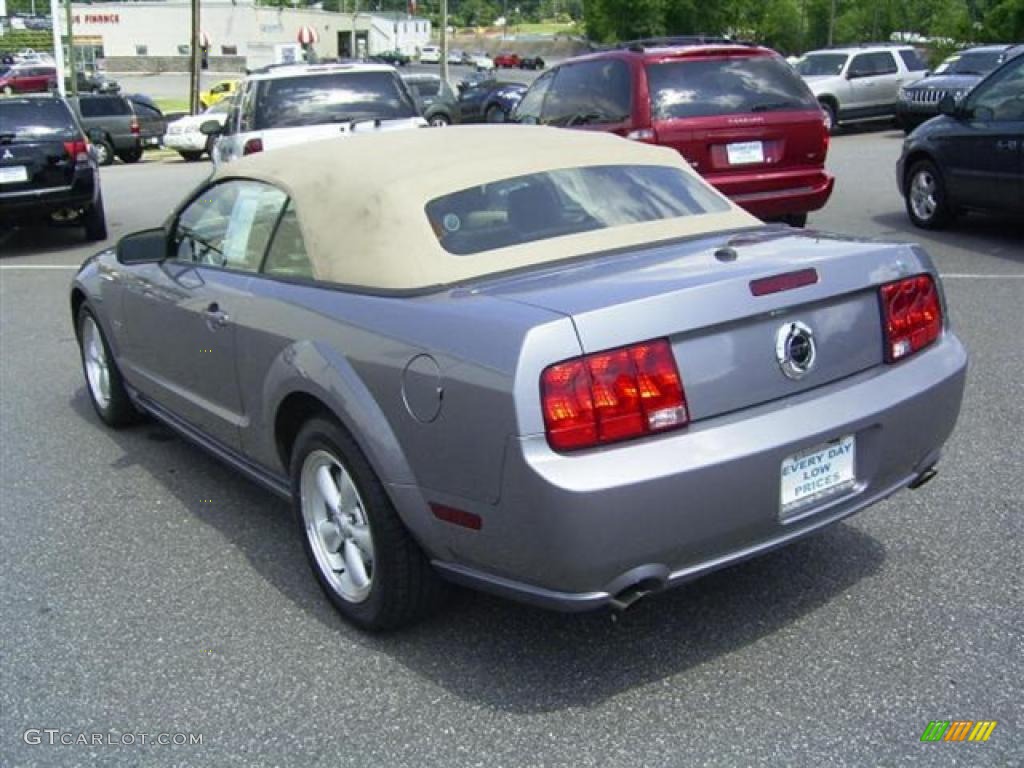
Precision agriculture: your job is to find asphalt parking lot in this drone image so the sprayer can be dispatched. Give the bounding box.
[1,129,1022,767]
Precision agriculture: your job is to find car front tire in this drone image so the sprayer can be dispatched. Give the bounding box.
[905,159,952,229]
[117,148,143,164]
[485,104,506,123]
[179,150,203,162]
[429,113,451,127]
[93,139,114,166]
[291,417,446,630]
[77,305,140,427]
[820,101,838,134]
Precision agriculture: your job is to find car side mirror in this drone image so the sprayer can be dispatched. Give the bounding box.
[116,228,167,265]
[937,94,959,117]
[199,120,223,136]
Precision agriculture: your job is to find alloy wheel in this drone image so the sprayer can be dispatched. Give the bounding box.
[81,315,111,410]
[910,169,938,221]
[300,450,375,604]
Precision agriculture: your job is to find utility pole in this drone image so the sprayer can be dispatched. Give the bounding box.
[65,0,77,96]
[439,0,448,83]
[189,0,200,114]
[50,0,66,96]
[827,0,836,46]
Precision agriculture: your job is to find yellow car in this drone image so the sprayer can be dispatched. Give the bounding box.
[199,79,238,110]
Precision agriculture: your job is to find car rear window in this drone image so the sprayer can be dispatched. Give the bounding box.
[253,71,418,129]
[0,99,78,139]
[425,164,730,255]
[647,56,818,120]
[795,53,848,77]
[79,97,131,117]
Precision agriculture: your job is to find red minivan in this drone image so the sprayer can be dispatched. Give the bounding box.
[513,40,834,225]
[0,65,58,95]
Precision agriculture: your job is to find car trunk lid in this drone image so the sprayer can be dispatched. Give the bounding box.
[483,228,922,423]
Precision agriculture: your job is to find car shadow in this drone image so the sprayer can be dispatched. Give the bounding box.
[0,224,102,257]
[871,211,1024,265]
[70,388,887,715]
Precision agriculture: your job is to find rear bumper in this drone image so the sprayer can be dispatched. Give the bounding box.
[0,172,98,220]
[710,168,835,219]
[433,333,967,611]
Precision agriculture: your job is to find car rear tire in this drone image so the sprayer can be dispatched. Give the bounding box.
[2,85,13,96]
[905,159,952,230]
[77,305,140,427]
[783,213,808,228]
[485,104,506,123]
[429,113,451,127]
[118,148,143,164]
[93,139,114,166]
[82,193,108,241]
[179,150,203,162]
[291,417,446,630]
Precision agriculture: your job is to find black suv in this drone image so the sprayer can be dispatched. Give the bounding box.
[897,52,1024,229]
[67,94,166,166]
[0,96,107,241]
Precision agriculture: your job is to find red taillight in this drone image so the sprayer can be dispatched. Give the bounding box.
[750,268,818,296]
[63,139,89,164]
[130,117,140,135]
[243,138,264,156]
[541,338,688,451]
[879,274,942,363]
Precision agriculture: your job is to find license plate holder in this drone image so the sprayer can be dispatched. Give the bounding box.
[780,435,856,516]
[0,165,29,184]
[726,141,764,165]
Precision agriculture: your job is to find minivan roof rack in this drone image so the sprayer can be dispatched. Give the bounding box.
[607,36,755,53]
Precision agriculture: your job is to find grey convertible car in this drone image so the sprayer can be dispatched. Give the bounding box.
[72,127,967,629]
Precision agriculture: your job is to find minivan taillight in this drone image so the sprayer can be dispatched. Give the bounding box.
[63,139,90,164]
[879,274,942,363]
[130,117,140,135]
[243,138,263,156]
[541,338,688,451]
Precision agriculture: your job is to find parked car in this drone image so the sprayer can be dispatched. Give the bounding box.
[372,50,411,67]
[467,51,495,71]
[514,40,833,226]
[0,64,57,95]
[71,126,967,629]
[402,73,460,126]
[0,95,106,240]
[419,45,441,64]
[67,93,166,165]
[796,44,927,132]
[896,44,1022,132]
[164,100,230,161]
[199,79,239,110]
[447,49,465,65]
[519,55,546,70]
[456,73,526,123]
[897,51,1024,228]
[208,62,425,165]
[65,70,121,95]
[493,52,522,68]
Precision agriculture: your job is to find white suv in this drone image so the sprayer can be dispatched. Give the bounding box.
[795,44,927,132]
[209,62,426,165]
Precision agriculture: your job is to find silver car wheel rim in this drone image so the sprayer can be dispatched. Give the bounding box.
[95,144,109,163]
[82,316,111,409]
[301,450,374,604]
[910,170,937,220]
[430,116,448,127]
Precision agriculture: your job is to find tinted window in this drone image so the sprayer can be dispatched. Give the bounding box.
[968,57,1024,121]
[262,203,313,279]
[542,59,631,126]
[648,56,817,120]
[796,54,848,76]
[173,181,288,272]
[133,102,162,118]
[899,49,926,71]
[253,71,417,129]
[79,97,131,118]
[425,164,730,256]
[411,79,441,98]
[934,50,1004,76]
[0,100,78,138]
[850,52,896,76]
[514,70,555,123]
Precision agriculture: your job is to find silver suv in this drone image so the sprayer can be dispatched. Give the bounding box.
[795,44,927,132]
[209,62,426,165]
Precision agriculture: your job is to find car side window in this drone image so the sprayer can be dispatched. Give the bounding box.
[172,181,288,272]
[968,58,1024,121]
[515,69,555,123]
[899,49,925,71]
[261,202,314,279]
[542,59,631,126]
[849,53,884,77]
[874,52,898,75]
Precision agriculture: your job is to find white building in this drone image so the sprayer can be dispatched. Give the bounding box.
[60,0,431,71]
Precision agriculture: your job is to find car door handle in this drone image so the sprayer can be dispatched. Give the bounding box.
[204,302,230,328]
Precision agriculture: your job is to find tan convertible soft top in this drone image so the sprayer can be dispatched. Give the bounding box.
[213,125,757,291]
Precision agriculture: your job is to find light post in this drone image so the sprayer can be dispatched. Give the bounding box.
[439,0,448,83]
[189,0,200,115]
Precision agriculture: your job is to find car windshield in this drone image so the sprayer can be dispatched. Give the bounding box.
[647,56,818,120]
[934,51,1003,76]
[425,164,730,255]
[795,53,848,77]
[204,100,231,115]
[0,100,78,139]
[253,71,417,129]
